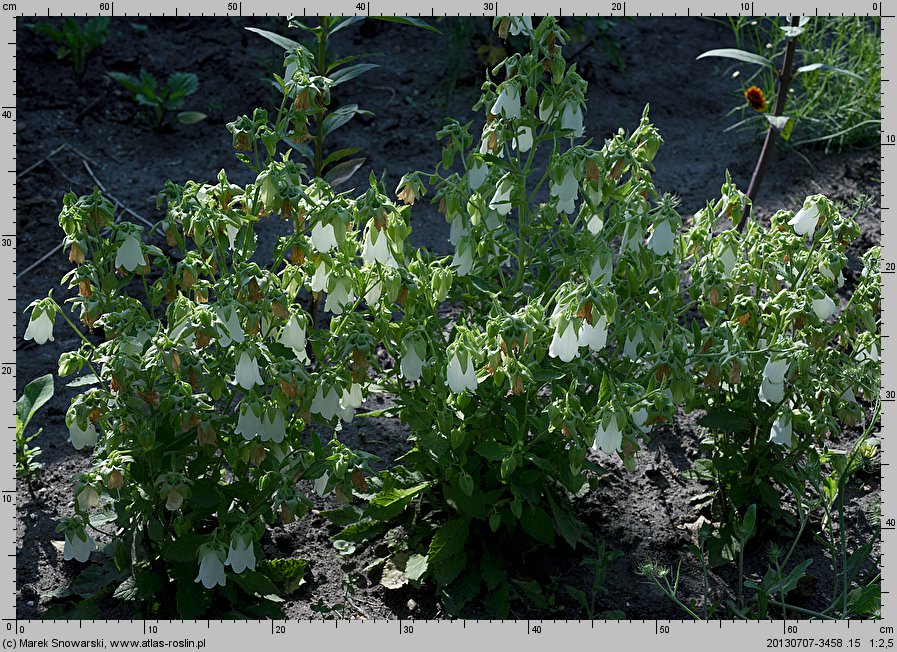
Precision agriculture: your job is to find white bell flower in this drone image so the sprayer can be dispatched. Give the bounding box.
[311,385,342,421]
[450,217,471,246]
[590,255,613,285]
[24,309,54,345]
[310,222,338,252]
[592,415,622,454]
[788,202,820,236]
[489,175,514,216]
[550,169,579,215]
[646,221,675,256]
[324,276,355,314]
[63,529,96,562]
[812,295,837,320]
[69,420,98,451]
[195,547,227,589]
[400,343,424,382]
[769,411,793,447]
[365,278,383,306]
[549,320,579,362]
[261,409,286,444]
[632,407,651,433]
[587,213,604,235]
[76,486,100,512]
[451,240,474,277]
[446,352,478,394]
[539,96,555,122]
[561,103,584,138]
[311,261,330,293]
[759,357,788,404]
[339,383,364,422]
[513,126,533,152]
[578,315,608,352]
[279,315,309,363]
[215,307,244,347]
[234,351,264,389]
[362,228,398,268]
[468,159,487,190]
[115,233,144,272]
[621,221,643,253]
[491,84,520,119]
[623,329,644,361]
[225,534,256,574]
[235,403,264,441]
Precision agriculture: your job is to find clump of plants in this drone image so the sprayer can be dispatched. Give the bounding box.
[28,17,110,84]
[24,15,879,619]
[108,70,206,131]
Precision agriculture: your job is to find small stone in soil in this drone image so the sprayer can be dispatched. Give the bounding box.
[407,599,417,612]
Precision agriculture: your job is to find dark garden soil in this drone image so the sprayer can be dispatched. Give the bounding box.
[14,16,881,620]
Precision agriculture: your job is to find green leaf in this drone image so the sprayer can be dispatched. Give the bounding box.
[66,373,99,388]
[16,374,53,431]
[322,104,372,137]
[698,408,751,434]
[795,63,864,81]
[404,553,428,582]
[166,72,199,103]
[324,157,365,188]
[244,27,303,51]
[738,504,757,543]
[107,71,145,96]
[379,556,408,589]
[321,147,362,169]
[371,16,440,33]
[336,519,387,543]
[113,571,164,601]
[257,558,308,595]
[329,63,380,87]
[233,570,280,598]
[696,48,775,68]
[177,111,207,125]
[68,563,123,598]
[319,505,363,526]
[547,493,583,549]
[427,518,469,580]
[175,576,212,618]
[364,482,429,520]
[475,441,511,461]
[328,16,366,35]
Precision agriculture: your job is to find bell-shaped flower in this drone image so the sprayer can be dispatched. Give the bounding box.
[468,159,487,190]
[311,384,342,421]
[446,351,478,394]
[261,408,286,444]
[450,216,471,246]
[623,328,644,361]
[646,221,675,256]
[339,383,364,422]
[759,357,788,404]
[451,239,474,277]
[165,488,184,511]
[561,102,584,138]
[578,315,608,352]
[235,402,264,441]
[592,414,622,454]
[76,486,100,512]
[812,295,837,320]
[68,419,98,451]
[24,307,55,345]
[489,175,514,216]
[508,16,532,36]
[362,227,398,268]
[632,407,651,434]
[587,213,604,235]
[63,528,96,562]
[279,315,309,362]
[115,233,144,272]
[549,320,579,362]
[590,255,613,285]
[324,276,356,314]
[215,307,244,348]
[195,546,227,589]
[310,221,338,252]
[513,126,533,152]
[400,340,424,382]
[788,202,820,236]
[225,531,256,574]
[769,411,793,447]
[550,168,579,215]
[234,350,264,389]
[621,221,643,253]
[491,83,520,119]
[311,260,330,293]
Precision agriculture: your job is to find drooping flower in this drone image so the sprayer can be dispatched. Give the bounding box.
[468,159,488,190]
[508,16,533,36]
[592,415,622,454]
[362,228,398,267]
[76,486,100,512]
[215,306,244,347]
[587,213,604,235]
[24,308,54,345]
[759,357,788,404]
[744,85,767,112]
[788,202,820,237]
[590,255,613,285]
[632,407,651,433]
[115,233,144,272]
[491,83,520,119]
[623,329,644,361]
[446,352,478,394]
[489,175,514,216]
[646,221,675,256]
[450,215,471,246]
[339,383,364,422]
[549,320,579,362]
[310,221,338,252]
[400,341,424,382]
[225,531,256,574]
[324,276,356,314]
[235,402,264,441]
[769,411,793,447]
[311,384,342,421]
[261,408,286,444]
[365,278,383,306]
[63,528,96,562]
[550,168,579,215]
[811,295,837,320]
[451,240,474,277]
[234,350,264,389]
[621,221,643,253]
[578,315,608,353]
[561,102,584,138]
[279,315,309,362]
[311,260,330,293]
[195,546,227,589]
[68,420,98,451]
[165,488,184,511]
[513,126,533,152]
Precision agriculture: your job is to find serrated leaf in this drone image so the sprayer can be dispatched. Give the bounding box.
[364,482,429,521]
[404,553,428,582]
[696,48,774,68]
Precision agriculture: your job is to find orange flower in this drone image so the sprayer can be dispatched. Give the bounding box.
[744,86,767,112]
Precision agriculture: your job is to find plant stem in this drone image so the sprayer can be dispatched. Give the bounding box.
[314,18,330,178]
[740,15,801,231]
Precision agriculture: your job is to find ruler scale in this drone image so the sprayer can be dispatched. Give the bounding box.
[5,2,892,649]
